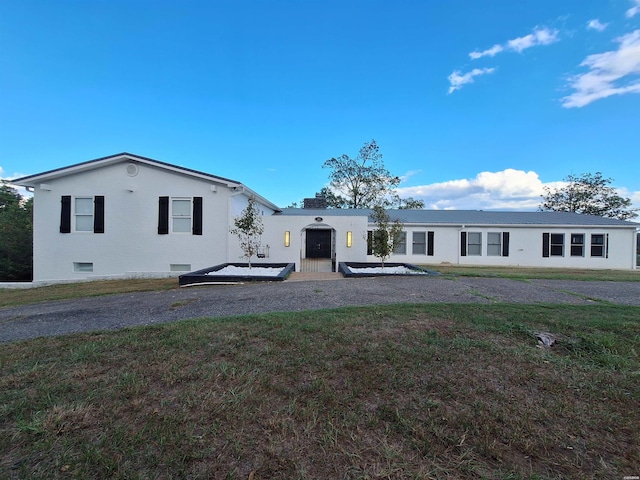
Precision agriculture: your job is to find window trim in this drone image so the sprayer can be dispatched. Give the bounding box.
[487,232,502,256]
[570,233,585,257]
[74,197,95,232]
[73,262,94,273]
[393,231,407,255]
[60,195,104,234]
[467,232,482,256]
[590,233,608,258]
[158,196,203,236]
[412,231,426,255]
[171,198,193,234]
[543,232,565,257]
[550,233,565,257]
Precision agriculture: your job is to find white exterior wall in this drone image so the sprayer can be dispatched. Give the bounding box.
[31,161,236,283]
[372,225,637,270]
[23,154,638,285]
[241,215,369,270]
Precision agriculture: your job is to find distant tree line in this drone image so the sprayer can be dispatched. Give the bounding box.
[0,181,33,281]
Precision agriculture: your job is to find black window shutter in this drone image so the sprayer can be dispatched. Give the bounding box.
[460,232,467,257]
[158,196,169,235]
[60,196,71,233]
[542,233,550,257]
[427,231,434,256]
[192,197,203,235]
[94,196,105,233]
[502,232,510,257]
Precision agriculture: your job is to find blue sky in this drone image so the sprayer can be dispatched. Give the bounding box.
[1,0,639,212]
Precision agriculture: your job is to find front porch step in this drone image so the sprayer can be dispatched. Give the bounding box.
[300,258,333,273]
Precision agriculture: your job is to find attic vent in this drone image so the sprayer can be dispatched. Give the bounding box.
[126,163,139,177]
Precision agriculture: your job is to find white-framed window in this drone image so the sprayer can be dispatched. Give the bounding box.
[590,234,608,257]
[171,198,192,233]
[550,233,564,256]
[158,196,202,236]
[61,195,104,234]
[571,234,585,257]
[393,232,407,254]
[413,232,426,255]
[74,262,94,272]
[487,232,502,256]
[74,197,94,232]
[468,232,482,256]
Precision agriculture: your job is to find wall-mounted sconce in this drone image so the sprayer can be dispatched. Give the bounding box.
[347,231,353,248]
[284,231,290,247]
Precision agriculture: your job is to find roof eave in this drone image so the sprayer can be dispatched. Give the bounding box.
[12,152,243,188]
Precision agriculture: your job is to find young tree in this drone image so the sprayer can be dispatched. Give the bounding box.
[369,205,403,268]
[540,172,638,220]
[0,181,33,281]
[323,140,424,209]
[229,197,264,268]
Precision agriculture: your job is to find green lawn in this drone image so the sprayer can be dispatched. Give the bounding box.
[2,303,639,479]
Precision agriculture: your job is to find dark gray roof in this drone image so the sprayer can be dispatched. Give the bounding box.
[276,208,368,217]
[276,208,639,227]
[13,152,240,186]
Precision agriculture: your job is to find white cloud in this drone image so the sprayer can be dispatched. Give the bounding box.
[399,170,422,183]
[0,167,29,181]
[396,169,640,212]
[587,19,609,32]
[469,27,559,59]
[447,67,496,94]
[396,169,549,210]
[0,167,32,197]
[507,27,559,52]
[562,29,640,108]
[626,0,640,18]
[469,44,504,60]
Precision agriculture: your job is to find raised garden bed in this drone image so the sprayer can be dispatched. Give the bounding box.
[338,262,440,278]
[179,263,295,286]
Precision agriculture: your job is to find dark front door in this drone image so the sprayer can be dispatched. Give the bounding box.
[306,229,332,259]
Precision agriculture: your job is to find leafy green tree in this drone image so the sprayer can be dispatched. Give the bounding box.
[396,197,426,209]
[0,181,33,281]
[323,140,425,209]
[230,197,264,268]
[316,187,346,209]
[369,205,403,267]
[540,172,638,220]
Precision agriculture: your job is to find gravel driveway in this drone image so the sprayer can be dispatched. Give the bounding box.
[1,276,639,343]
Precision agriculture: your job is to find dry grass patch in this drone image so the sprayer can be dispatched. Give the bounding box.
[0,278,177,308]
[424,265,640,282]
[1,304,639,479]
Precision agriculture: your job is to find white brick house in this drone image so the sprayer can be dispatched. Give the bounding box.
[14,153,639,284]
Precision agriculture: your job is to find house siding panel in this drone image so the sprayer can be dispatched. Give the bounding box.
[30,161,233,282]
